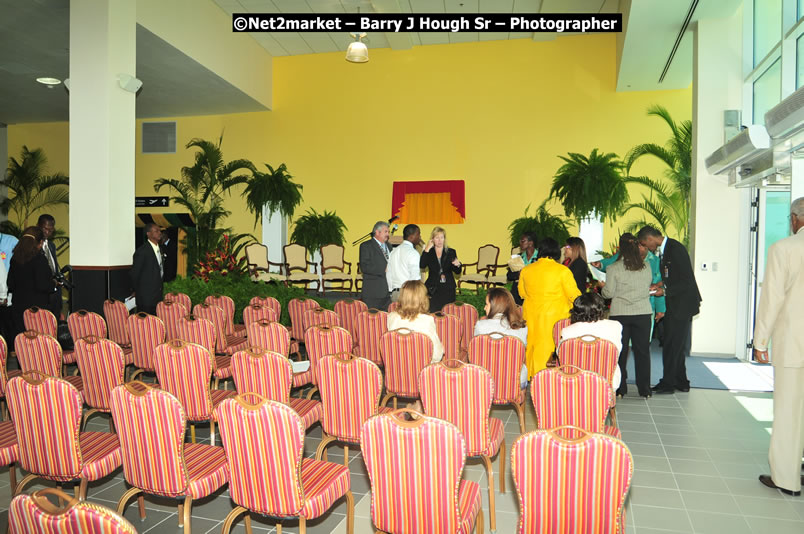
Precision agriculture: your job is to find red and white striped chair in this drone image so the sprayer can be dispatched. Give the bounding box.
[531,366,620,438]
[387,301,399,313]
[303,325,353,399]
[0,407,19,489]
[0,335,21,419]
[230,348,322,430]
[379,329,432,408]
[193,303,249,355]
[420,360,505,532]
[9,488,137,534]
[175,314,232,390]
[163,292,192,313]
[7,372,121,500]
[511,427,633,533]
[64,311,109,365]
[442,302,479,353]
[23,306,58,336]
[103,299,131,348]
[361,409,483,534]
[557,336,620,426]
[153,340,235,444]
[75,336,126,430]
[248,295,281,320]
[216,394,354,534]
[110,382,228,533]
[334,299,368,340]
[354,309,388,366]
[287,297,320,345]
[127,313,166,382]
[15,331,83,392]
[302,307,341,340]
[241,304,278,328]
[156,300,188,342]
[204,294,246,338]
[432,311,466,362]
[552,317,572,346]
[469,333,527,433]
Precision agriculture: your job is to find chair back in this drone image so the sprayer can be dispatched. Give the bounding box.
[15,331,63,378]
[249,296,281,320]
[153,340,215,422]
[361,410,468,533]
[7,373,83,481]
[193,304,228,353]
[67,310,107,342]
[163,292,192,313]
[387,301,399,313]
[432,312,464,362]
[156,300,188,341]
[302,307,341,339]
[103,299,131,347]
[23,306,58,337]
[468,333,526,405]
[530,366,614,433]
[511,428,633,534]
[246,320,291,356]
[231,348,291,402]
[204,295,237,336]
[242,304,278,328]
[321,244,347,270]
[306,325,352,382]
[0,336,10,399]
[215,395,306,516]
[380,329,433,398]
[283,243,309,272]
[557,336,619,384]
[318,353,382,443]
[552,317,572,346]
[175,314,216,355]
[334,299,368,339]
[287,297,320,342]
[9,488,137,534]
[75,336,126,412]
[476,244,500,273]
[419,361,494,454]
[442,302,478,351]
[354,309,388,365]
[245,243,270,270]
[127,313,166,372]
[109,382,190,496]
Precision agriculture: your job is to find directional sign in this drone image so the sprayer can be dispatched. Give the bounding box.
[135,196,169,207]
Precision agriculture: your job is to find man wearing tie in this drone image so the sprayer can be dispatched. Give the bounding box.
[359,221,391,310]
[131,223,165,315]
[38,214,63,319]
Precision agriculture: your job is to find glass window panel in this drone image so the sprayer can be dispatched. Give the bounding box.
[753,59,781,123]
[800,0,804,20]
[798,35,804,88]
[754,0,782,66]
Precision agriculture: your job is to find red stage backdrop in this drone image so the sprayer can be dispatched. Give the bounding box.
[391,180,465,224]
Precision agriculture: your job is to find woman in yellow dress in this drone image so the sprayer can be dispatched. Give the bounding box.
[518,237,582,378]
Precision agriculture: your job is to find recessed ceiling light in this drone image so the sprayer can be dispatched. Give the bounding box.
[36,77,61,86]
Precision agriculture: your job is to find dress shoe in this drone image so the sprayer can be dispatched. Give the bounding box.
[759,474,801,496]
[677,386,690,393]
[641,394,652,399]
[654,387,675,395]
[651,382,667,391]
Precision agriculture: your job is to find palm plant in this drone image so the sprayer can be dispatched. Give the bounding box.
[290,208,348,256]
[154,135,255,272]
[242,162,303,227]
[549,149,628,224]
[507,201,571,247]
[1,146,69,236]
[621,105,692,246]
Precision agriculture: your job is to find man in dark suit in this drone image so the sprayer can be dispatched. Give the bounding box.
[638,226,702,394]
[131,223,165,315]
[360,221,391,310]
[37,214,63,319]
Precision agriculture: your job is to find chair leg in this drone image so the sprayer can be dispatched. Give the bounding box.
[481,455,496,533]
[380,393,394,408]
[8,463,15,491]
[116,486,142,516]
[315,434,336,462]
[499,439,506,494]
[178,496,192,532]
[138,494,146,520]
[305,386,318,400]
[515,402,525,433]
[344,445,349,468]
[244,513,252,534]
[14,473,38,497]
[190,424,196,443]
[108,417,116,433]
[610,406,618,427]
[277,523,282,534]
[210,420,216,446]
[82,408,98,431]
[213,378,220,390]
[345,490,355,534]
[476,507,485,534]
[79,478,88,500]
[221,506,248,534]
[299,517,306,534]
[393,397,397,410]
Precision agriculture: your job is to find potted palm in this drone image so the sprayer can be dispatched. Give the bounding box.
[242,162,304,227]
[290,209,348,288]
[507,201,571,247]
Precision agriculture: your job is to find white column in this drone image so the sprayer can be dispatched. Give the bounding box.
[792,157,804,202]
[261,208,287,271]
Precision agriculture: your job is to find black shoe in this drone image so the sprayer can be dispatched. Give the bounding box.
[651,382,667,391]
[641,394,652,399]
[759,474,801,496]
[655,387,675,395]
[677,386,690,393]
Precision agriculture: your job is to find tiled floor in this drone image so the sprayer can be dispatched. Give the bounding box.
[0,387,801,533]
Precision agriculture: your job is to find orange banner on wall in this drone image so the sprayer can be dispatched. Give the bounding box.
[392,180,465,224]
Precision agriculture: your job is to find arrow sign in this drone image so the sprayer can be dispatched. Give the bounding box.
[135,196,169,207]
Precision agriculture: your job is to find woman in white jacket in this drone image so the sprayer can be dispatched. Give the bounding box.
[387,280,444,363]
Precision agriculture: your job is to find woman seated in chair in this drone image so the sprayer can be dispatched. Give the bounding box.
[387,280,444,363]
[559,292,622,390]
[474,287,529,388]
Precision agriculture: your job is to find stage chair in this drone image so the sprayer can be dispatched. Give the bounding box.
[245,242,285,282]
[320,243,353,293]
[458,244,500,291]
[283,243,320,291]
[379,328,432,409]
[468,333,527,433]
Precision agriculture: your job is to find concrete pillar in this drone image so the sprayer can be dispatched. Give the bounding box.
[793,157,804,202]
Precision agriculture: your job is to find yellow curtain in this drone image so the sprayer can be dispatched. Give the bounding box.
[397,192,464,224]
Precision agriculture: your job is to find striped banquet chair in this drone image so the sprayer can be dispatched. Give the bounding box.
[302,307,342,339]
[204,294,246,337]
[246,318,302,360]
[0,335,21,419]
[432,311,466,362]
[15,331,83,393]
[287,297,320,345]
[156,300,188,342]
[354,309,388,366]
[164,291,192,314]
[361,409,483,534]
[557,336,620,426]
[127,312,166,382]
[531,366,620,438]
[74,336,126,430]
[7,372,122,500]
[302,325,353,399]
[511,427,634,534]
[333,299,368,339]
[9,488,137,534]
[0,416,19,490]
[248,295,281,321]
[216,394,354,534]
[64,310,109,365]
[103,299,131,348]
[315,353,389,467]
[193,303,249,356]
[468,333,528,433]
[241,303,278,328]
[552,317,572,346]
[420,360,505,532]
[379,329,433,409]
[23,306,58,336]
[387,301,399,313]
[442,301,479,353]
[176,313,233,390]
[110,382,228,533]
[230,348,322,430]
[153,340,235,444]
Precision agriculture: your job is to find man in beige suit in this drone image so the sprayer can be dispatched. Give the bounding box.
[754,196,804,496]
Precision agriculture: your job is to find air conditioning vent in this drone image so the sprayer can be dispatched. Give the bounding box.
[765,84,804,139]
[142,122,176,154]
[705,125,770,175]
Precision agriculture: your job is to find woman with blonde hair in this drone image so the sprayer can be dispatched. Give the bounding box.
[387,280,444,362]
[563,236,591,294]
[419,226,461,312]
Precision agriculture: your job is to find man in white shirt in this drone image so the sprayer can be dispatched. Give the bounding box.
[386,225,422,303]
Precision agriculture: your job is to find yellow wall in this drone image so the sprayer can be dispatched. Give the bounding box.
[7,34,691,268]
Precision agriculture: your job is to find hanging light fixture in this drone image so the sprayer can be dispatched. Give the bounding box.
[346,32,368,63]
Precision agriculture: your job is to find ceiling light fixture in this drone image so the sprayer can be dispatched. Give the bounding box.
[36,77,61,88]
[346,32,368,63]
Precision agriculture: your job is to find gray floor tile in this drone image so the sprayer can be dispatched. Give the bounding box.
[744,515,804,534]
[686,510,752,533]
[631,505,693,531]
[629,487,685,508]
[631,455,672,473]
[631,470,677,489]
[734,495,800,520]
[680,491,741,514]
[673,473,730,493]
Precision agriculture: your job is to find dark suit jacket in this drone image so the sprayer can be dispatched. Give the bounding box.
[44,240,60,274]
[420,247,460,292]
[660,238,702,318]
[359,239,389,302]
[8,254,56,316]
[568,258,589,294]
[131,241,164,314]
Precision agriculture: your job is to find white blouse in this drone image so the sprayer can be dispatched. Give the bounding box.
[387,312,444,363]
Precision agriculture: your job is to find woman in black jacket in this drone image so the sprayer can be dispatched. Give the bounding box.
[564,236,591,294]
[7,226,56,339]
[419,226,461,312]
